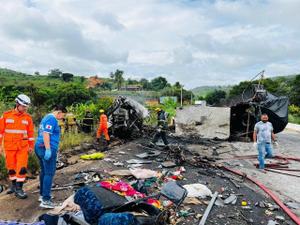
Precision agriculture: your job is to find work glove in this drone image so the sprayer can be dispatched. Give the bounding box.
[274,141,279,147]
[44,149,52,161]
[253,142,257,149]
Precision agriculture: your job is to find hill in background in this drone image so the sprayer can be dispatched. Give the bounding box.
[191,85,232,97]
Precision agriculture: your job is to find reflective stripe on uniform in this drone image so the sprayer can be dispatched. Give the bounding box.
[16,177,26,182]
[9,176,17,180]
[0,134,2,138]
[22,120,29,125]
[4,129,28,134]
[5,119,14,123]
[28,138,34,141]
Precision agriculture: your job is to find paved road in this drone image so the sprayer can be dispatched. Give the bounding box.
[230,129,300,216]
[277,129,300,157]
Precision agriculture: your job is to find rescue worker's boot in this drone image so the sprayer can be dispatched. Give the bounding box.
[15,182,28,199]
[6,180,16,194]
[104,140,110,151]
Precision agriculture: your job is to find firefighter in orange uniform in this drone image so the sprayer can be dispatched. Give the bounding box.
[96,109,110,146]
[0,94,34,199]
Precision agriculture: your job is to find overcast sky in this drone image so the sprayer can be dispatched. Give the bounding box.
[0,0,300,88]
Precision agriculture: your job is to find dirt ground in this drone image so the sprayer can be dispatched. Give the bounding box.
[0,129,299,224]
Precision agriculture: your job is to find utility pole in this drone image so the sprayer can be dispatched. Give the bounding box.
[190,92,193,105]
[180,85,183,107]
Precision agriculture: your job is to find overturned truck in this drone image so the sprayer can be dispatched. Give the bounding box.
[107,96,149,138]
[229,84,289,141]
[176,85,289,141]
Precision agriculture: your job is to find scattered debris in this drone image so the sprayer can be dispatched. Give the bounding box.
[136,150,161,159]
[162,161,177,168]
[224,194,237,205]
[214,197,225,207]
[285,201,300,209]
[126,159,152,164]
[80,152,105,160]
[267,219,279,225]
[108,169,132,177]
[129,168,159,179]
[199,192,219,225]
[183,183,212,198]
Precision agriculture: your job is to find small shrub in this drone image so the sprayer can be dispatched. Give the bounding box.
[288,114,300,124]
[289,104,300,116]
[0,154,8,180]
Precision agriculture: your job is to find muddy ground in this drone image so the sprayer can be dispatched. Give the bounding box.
[0,132,298,225]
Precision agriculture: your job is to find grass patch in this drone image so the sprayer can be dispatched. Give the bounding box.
[289,114,300,124]
[60,132,94,152]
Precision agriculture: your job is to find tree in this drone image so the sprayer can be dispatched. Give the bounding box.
[34,71,40,76]
[150,76,169,91]
[48,69,62,78]
[110,69,124,90]
[62,73,74,82]
[174,81,182,89]
[99,82,113,90]
[206,90,226,105]
[56,83,96,106]
[140,78,151,90]
[127,78,139,85]
[291,75,300,105]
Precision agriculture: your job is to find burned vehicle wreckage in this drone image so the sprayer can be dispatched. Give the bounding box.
[229,83,289,141]
[106,96,149,138]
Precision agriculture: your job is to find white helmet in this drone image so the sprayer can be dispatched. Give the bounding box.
[15,94,31,106]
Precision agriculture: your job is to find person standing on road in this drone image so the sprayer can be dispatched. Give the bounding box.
[150,108,169,149]
[35,105,67,209]
[0,94,34,199]
[96,109,110,147]
[253,113,278,169]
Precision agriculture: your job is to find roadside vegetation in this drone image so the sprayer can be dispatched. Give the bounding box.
[0,67,299,179]
[195,74,300,124]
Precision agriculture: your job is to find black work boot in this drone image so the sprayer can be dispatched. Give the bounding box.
[15,182,28,199]
[7,180,16,194]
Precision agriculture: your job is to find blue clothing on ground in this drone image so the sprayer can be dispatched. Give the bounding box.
[257,142,273,169]
[36,113,60,149]
[35,144,58,201]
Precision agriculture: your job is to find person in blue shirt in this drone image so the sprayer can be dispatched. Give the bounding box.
[253,113,278,169]
[35,105,67,209]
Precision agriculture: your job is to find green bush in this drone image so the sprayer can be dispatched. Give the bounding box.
[289,114,300,124]
[161,97,177,118]
[0,154,8,180]
[67,96,114,121]
[289,104,300,116]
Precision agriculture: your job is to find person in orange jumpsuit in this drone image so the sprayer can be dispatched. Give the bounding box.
[96,109,110,147]
[0,94,34,199]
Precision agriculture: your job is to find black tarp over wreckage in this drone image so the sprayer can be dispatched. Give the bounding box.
[229,84,289,141]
